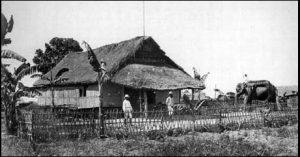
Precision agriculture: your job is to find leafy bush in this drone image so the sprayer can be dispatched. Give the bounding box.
[146,130,166,141]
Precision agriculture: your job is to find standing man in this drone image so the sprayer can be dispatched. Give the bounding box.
[122,94,133,125]
[166,91,174,119]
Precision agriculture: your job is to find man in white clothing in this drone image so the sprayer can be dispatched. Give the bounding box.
[166,91,174,119]
[122,94,133,125]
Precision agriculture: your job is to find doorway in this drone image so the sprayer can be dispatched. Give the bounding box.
[124,87,140,111]
[123,87,156,111]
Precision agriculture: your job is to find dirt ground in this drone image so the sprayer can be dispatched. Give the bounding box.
[2,122,298,156]
[167,124,298,156]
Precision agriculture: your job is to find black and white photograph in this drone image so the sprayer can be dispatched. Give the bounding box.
[1,1,298,156]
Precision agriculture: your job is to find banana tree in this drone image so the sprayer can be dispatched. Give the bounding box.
[1,13,14,46]
[1,12,45,134]
[82,41,109,136]
[1,63,41,134]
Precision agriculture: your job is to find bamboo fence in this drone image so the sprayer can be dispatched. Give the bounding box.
[16,102,298,143]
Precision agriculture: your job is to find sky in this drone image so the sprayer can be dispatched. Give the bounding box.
[2,1,298,98]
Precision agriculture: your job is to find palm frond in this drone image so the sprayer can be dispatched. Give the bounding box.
[30,73,42,79]
[15,65,39,81]
[30,73,51,82]
[16,62,56,81]
[1,49,26,62]
[17,82,25,90]
[14,87,42,99]
[7,15,14,33]
[200,72,210,83]
[13,91,29,100]
[82,41,101,72]
[1,64,13,81]
[14,62,30,76]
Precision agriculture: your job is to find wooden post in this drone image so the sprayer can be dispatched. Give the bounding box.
[179,90,181,103]
[161,111,164,131]
[98,72,104,136]
[50,70,55,109]
[144,90,148,118]
[191,89,194,101]
[121,86,124,104]
[199,90,201,100]
[139,90,142,113]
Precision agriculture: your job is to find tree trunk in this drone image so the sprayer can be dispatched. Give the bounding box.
[98,72,104,136]
[51,87,54,107]
[4,107,9,132]
[5,102,17,135]
[50,71,55,110]
[234,95,238,106]
[243,96,248,111]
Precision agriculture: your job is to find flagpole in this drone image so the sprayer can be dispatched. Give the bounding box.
[143,0,145,37]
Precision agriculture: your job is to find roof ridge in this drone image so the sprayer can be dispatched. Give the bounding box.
[92,36,151,51]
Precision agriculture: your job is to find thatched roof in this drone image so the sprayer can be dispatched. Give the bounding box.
[112,64,204,90]
[33,36,205,90]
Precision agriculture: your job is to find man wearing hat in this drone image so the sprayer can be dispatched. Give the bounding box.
[122,94,133,125]
[166,91,174,119]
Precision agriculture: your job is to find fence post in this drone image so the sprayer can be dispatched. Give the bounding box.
[192,109,195,133]
[261,109,265,126]
[161,110,164,132]
[16,109,20,137]
[30,111,36,152]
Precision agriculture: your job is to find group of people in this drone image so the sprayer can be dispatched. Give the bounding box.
[122,91,174,125]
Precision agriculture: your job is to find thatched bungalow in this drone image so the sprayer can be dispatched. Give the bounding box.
[33,36,205,111]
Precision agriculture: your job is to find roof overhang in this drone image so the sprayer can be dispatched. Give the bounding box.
[111,64,205,91]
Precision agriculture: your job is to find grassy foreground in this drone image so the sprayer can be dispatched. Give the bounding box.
[1,122,298,156]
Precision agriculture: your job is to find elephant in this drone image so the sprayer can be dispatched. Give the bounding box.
[235,80,281,111]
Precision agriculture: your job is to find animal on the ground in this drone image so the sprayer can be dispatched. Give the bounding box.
[235,80,281,111]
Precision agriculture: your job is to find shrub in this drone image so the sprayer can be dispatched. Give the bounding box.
[223,122,239,131]
[146,136,275,156]
[146,130,166,141]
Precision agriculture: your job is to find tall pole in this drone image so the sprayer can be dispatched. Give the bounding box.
[51,70,54,108]
[139,90,142,113]
[191,89,194,101]
[50,58,56,110]
[143,1,145,37]
[98,71,104,136]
